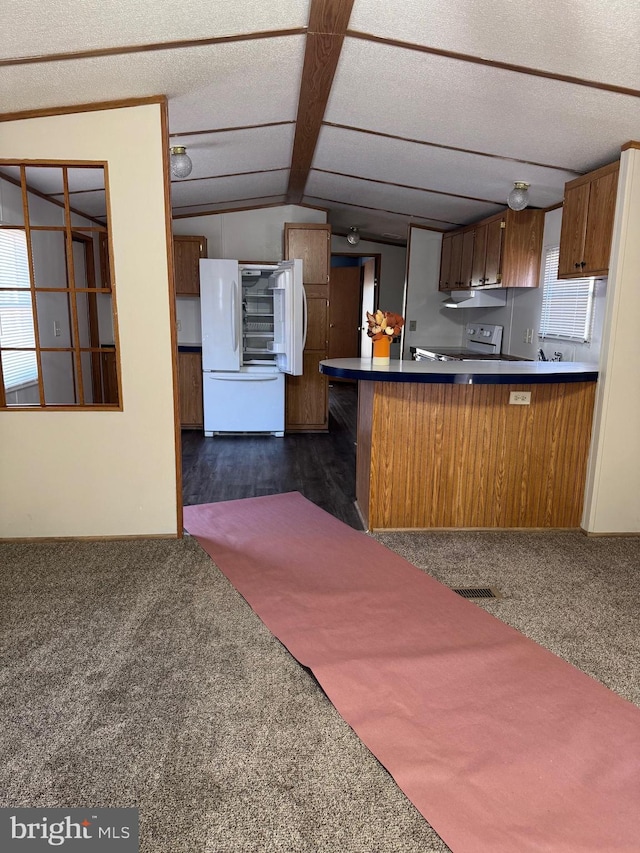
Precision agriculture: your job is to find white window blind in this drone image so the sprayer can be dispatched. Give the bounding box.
[0,229,38,390]
[539,247,595,342]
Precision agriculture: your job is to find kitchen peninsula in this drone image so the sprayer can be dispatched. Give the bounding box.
[320,359,598,531]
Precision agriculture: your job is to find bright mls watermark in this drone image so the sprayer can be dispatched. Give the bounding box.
[0,809,138,851]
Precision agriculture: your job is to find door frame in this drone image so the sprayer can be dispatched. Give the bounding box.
[330,253,381,357]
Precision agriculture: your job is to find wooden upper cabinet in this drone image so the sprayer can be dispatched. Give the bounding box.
[439,234,453,290]
[439,230,473,291]
[500,209,544,288]
[284,223,330,286]
[483,216,504,286]
[470,223,487,287]
[440,208,544,291]
[174,235,207,295]
[459,230,475,288]
[558,161,619,279]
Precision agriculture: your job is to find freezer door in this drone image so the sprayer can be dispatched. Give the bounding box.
[200,259,241,371]
[202,369,284,434]
[269,258,305,376]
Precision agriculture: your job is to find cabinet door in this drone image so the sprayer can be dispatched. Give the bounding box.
[449,232,464,288]
[558,183,589,278]
[439,234,453,290]
[471,223,487,287]
[459,229,475,288]
[178,351,203,428]
[484,218,504,285]
[174,235,206,295]
[285,296,328,431]
[583,169,618,276]
[284,224,330,285]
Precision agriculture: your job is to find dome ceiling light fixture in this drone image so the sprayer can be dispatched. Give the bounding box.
[170,145,193,179]
[507,181,530,211]
[346,226,361,246]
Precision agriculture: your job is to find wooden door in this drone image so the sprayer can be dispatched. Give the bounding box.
[449,232,464,288]
[583,169,618,275]
[471,223,487,287]
[484,217,504,285]
[439,234,453,290]
[558,183,589,278]
[460,229,475,289]
[329,266,361,359]
[174,235,206,295]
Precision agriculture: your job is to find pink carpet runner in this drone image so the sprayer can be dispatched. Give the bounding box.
[184,493,640,853]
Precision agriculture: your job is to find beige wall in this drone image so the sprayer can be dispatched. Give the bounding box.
[0,103,178,538]
[582,147,640,534]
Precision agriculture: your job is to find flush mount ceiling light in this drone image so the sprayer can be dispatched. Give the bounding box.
[346,226,360,246]
[507,181,530,211]
[170,145,193,179]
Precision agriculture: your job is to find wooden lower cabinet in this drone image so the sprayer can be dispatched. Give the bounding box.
[286,293,329,431]
[357,380,596,530]
[178,351,203,428]
[284,222,331,432]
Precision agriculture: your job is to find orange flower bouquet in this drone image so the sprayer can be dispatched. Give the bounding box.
[365,309,404,341]
[366,309,404,365]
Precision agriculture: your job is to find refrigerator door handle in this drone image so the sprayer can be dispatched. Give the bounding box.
[206,374,280,382]
[302,286,308,351]
[231,279,238,354]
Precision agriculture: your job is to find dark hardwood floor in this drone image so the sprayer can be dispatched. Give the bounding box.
[182,382,363,529]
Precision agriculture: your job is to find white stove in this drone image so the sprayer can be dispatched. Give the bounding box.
[413,324,504,361]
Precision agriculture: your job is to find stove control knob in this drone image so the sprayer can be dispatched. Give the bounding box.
[482,329,491,336]
[468,327,476,335]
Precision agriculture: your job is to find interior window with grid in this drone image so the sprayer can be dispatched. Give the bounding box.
[0,162,119,409]
[540,246,595,342]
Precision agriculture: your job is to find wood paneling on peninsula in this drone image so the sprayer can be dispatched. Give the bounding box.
[357,381,596,530]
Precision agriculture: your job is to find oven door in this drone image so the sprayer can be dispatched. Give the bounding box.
[413,348,456,362]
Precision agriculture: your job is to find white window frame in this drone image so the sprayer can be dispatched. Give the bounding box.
[0,228,38,391]
[539,246,595,343]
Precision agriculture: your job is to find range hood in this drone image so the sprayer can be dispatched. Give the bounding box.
[442,289,507,309]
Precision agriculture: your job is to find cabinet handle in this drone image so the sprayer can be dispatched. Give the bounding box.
[580,261,587,268]
[574,262,581,269]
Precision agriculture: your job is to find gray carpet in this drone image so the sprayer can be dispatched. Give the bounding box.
[1,528,639,852]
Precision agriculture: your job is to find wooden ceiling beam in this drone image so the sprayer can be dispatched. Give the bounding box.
[286,0,355,203]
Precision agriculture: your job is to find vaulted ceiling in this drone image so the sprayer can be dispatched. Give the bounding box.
[2,0,640,244]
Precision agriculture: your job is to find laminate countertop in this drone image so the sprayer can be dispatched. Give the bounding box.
[320,358,598,385]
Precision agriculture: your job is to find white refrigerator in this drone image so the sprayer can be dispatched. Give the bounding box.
[200,259,305,436]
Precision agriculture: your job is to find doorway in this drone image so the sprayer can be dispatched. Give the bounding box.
[329,254,380,360]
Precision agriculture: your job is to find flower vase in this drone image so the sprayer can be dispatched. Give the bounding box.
[372,336,391,366]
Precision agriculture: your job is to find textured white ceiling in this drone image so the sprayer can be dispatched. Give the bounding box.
[170,170,289,212]
[0,36,305,126]
[327,38,640,171]
[2,1,639,243]
[349,0,640,89]
[174,195,288,218]
[171,124,295,179]
[306,171,504,227]
[312,125,579,209]
[1,0,310,58]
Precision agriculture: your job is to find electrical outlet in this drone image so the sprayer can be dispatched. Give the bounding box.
[176,320,182,331]
[523,328,534,344]
[409,320,417,332]
[509,391,531,405]
[53,320,61,337]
